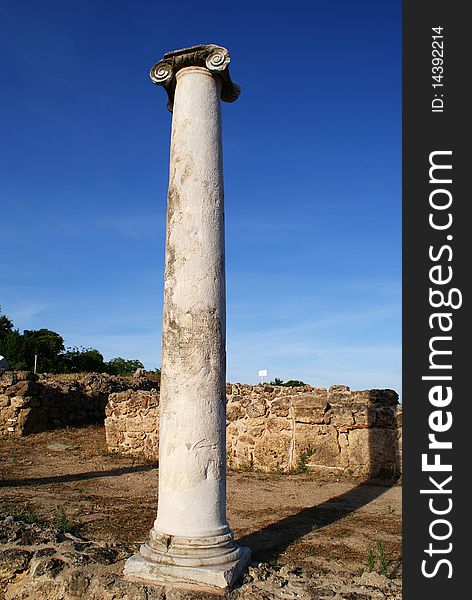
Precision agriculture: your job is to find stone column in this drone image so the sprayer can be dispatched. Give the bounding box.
[124,45,250,589]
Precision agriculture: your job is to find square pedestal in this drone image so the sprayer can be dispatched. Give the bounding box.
[124,546,251,590]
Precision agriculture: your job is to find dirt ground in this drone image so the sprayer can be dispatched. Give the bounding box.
[0,426,402,582]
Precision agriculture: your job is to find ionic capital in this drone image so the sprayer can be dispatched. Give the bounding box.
[150,44,240,111]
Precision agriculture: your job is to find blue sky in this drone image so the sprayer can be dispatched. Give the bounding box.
[0,1,401,392]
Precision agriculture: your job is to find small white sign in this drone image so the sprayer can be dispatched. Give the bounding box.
[258,369,268,377]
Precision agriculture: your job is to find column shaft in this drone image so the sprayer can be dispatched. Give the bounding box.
[156,66,227,538]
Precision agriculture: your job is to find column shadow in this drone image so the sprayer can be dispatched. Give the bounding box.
[239,391,401,562]
[0,464,156,488]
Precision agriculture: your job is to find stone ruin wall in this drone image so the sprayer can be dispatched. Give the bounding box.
[0,371,156,436]
[105,384,402,478]
[0,371,402,478]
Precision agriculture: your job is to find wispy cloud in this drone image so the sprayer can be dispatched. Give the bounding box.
[0,293,53,327]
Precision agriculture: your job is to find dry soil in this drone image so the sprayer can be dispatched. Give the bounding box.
[0,426,402,582]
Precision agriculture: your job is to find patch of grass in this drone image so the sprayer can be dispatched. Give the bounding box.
[311,523,319,532]
[292,450,314,474]
[376,540,391,576]
[55,507,79,535]
[238,458,254,472]
[22,511,40,525]
[364,540,391,577]
[5,503,40,524]
[367,547,376,571]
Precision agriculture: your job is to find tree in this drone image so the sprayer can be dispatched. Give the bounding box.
[283,379,307,387]
[105,357,144,376]
[0,308,152,375]
[63,347,106,373]
[270,378,284,385]
[22,329,65,373]
[0,308,14,341]
[0,330,28,369]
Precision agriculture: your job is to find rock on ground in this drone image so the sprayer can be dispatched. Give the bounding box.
[0,515,401,599]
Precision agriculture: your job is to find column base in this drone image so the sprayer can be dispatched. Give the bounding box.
[124,545,251,589]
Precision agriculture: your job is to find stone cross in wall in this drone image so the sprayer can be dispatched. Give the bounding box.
[124,45,251,589]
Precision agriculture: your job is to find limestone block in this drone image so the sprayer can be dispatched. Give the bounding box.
[246,398,267,418]
[15,371,37,382]
[238,434,255,446]
[330,404,354,429]
[105,400,115,421]
[311,387,328,399]
[296,424,341,468]
[125,431,146,440]
[373,406,398,428]
[266,416,292,434]
[351,404,377,427]
[368,428,399,471]
[235,419,248,434]
[246,423,265,438]
[143,434,159,461]
[233,440,254,465]
[239,395,252,409]
[293,423,317,456]
[351,389,398,406]
[346,427,399,476]
[104,418,119,448]
[292,394,328,424]
[396,429,403,469]
[10,396,29,409]
[269,396,290,417]
[122,410,157,434]
[109,390,133,404]
[5,380,40,398]
[18,408,48,435]
[323,408,332,424]
[329,385,351,393]
[349,390,372,403]
[337,431,350,467]
[247,416,265,426]
[0,394,10,408]
[254,431,292,471]
[226,402,244,421]
[0,371,16,386]
[2,405,18,421]
[328,385,351,403]
[345,428,370,474]
[226,424,239,437]
[396,406,403,427]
